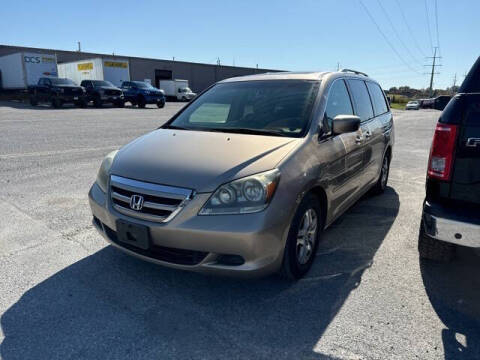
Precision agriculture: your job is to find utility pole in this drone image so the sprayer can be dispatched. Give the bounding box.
[337,62,340,71]
[425,47,441,97]
[77,41,81,52]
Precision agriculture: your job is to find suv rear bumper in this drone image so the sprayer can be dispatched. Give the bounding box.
[422,200,480,247]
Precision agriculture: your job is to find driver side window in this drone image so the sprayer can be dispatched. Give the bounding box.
[324,80,353,130]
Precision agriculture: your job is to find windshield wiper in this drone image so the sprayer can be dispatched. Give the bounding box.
[162,124,190,130]
[205,127,288,137]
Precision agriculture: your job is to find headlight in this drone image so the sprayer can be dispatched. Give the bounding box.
[199,169,280,215]
[96,150,118,193]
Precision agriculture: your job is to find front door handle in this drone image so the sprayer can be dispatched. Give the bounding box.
[355,134,364,144]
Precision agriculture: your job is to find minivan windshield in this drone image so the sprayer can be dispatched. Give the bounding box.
[166,80,319,137]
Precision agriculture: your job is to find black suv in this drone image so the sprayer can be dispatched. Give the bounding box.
[419,56,480,261]
[80,80,125,108]
[29,77,86,108]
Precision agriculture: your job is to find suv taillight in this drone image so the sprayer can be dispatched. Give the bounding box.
[427,123,458,180]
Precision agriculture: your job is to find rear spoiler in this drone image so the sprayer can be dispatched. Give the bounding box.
[459,56,480,93]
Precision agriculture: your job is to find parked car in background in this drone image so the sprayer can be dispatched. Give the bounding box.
[434,95,452,111]
[29,77,86,108]
[121,81,165,108]
[405,100,421,110]
[419,56,480,261]
[159,79,196,101]
[89,69,394,279]
[80,80,124,107]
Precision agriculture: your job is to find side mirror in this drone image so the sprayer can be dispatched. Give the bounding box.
[332,115,361,135]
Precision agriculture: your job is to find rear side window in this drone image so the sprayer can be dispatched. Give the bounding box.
[347,79,374,121]
[324,80,353,129]
[366,82,388,116]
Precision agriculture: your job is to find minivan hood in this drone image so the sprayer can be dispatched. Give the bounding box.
[111,129,301,192]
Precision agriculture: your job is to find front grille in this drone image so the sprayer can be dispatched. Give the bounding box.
[100,221,208,265]
[64,87,82,95]
[110,175,193,223]
[105,89,122,96]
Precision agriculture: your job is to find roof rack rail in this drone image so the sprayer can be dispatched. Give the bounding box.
[340,68,369,77]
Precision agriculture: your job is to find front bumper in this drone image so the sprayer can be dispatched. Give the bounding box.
[144,95,164,104]
[88,182,290,277]
[422,200,480,247]
[101,95,124,102]
[56,94,86,103]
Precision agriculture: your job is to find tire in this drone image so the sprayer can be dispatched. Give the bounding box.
[280,193,323,280]
[182,96,187,102]
[75,100,87,108]
[418,225,455,262]
[137,96,146,108]
[51,97,62,108]
[157,100,165,108]
[115,100,125,108]
[93,96,102,108]
[29,96,38,106]
[371,151,390,195]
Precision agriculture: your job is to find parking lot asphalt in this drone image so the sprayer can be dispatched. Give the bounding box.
[0,102,479,359]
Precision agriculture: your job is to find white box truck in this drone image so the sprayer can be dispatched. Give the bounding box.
[159,79,196,101]
[0,52,58,90]
[57,58,130,87]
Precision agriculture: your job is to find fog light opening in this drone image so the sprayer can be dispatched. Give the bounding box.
[217,254,245,266]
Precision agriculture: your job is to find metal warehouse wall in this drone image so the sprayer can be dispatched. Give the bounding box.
[0,45,279,92]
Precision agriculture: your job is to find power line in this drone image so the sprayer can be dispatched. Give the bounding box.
[394,0,427,57]
[434,0,441,56]
[424,0,434,54]
[376,0,424,66]
[359,0,422,75]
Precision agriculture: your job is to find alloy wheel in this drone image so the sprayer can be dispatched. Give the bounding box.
[296,208,318,265]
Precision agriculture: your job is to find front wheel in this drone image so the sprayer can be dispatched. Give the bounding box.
[280,193,323,280]
[51,97,62,108]
[29,95,38,106]
[137,96,146,108]
[157,100,165,108]
[115,100,125,108]
[93,96,103,108]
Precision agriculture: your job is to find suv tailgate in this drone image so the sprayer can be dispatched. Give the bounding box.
[450,93,480,205]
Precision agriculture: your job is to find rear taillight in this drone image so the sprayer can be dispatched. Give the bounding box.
[427,123,458,180]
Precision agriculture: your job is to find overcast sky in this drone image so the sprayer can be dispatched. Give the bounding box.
[1,0,478,89]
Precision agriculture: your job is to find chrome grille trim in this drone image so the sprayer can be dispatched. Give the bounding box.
[109,175,193,223]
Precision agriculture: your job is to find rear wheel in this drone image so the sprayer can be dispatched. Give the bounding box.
[157,100,165,108]
[418,225,455,262]
[280,193,323,280]
[371,152,390,195]
[115,100,125,108]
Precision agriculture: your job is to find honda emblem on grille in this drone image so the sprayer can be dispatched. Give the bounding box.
[466,138,480,147]
[130,195,144,211]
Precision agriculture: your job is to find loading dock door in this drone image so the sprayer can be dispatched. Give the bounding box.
[155,69,172,88]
